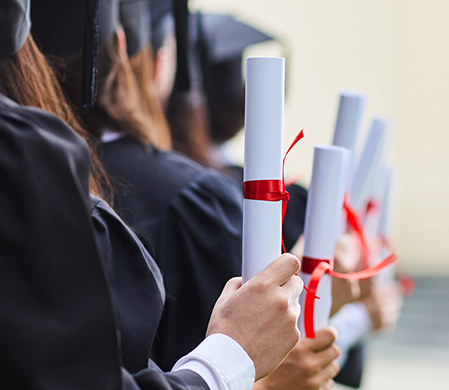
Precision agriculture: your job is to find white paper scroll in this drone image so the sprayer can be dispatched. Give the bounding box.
[332,91,366,151]
[299,146,348,335]
[363,165,389,240]
[349,118,389,215]
[332,92,365,236]
[242,57,284,283]
[375,168,396,285]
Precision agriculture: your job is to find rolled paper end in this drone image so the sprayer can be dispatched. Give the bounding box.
[332,91,366,151]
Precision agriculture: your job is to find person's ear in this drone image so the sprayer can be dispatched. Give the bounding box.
[116,26,127,56]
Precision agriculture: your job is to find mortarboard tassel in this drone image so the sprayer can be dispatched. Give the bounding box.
[82,0,100,107]
[172,0,190,92]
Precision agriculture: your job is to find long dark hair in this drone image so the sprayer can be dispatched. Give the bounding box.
[129,46,172,149]
[61,32,158,147]
[0,34,106,197]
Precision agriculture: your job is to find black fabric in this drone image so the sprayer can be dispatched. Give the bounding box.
[283,184,308,251]
[98,136,243,371]
[0,0,31,59]
[123,366,209,390]
[0,93,122,389]
[31,0,118,56]
[334,344,365,388]
[91,195,165,374]
[120,0,152,57]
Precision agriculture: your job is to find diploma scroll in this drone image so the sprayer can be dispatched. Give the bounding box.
[350,118,389,215]
[299,146,348,336]
[332,91,366,191]
[242,57,285,283]
[375,168,396,285]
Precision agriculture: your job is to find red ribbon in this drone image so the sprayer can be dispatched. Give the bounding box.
[243,130,304,252]
[378,234,415,297]
[302,253,397,338]
[343,197,370,270]
[364,199,380,218]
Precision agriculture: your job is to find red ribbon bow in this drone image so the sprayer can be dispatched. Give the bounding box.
[302,253,397,338]
[243,129,305,252]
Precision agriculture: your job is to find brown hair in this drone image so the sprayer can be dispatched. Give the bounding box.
[166,86,212,166]
[0,34,106,197]
[61,33,158,147]
[129,46,172,149]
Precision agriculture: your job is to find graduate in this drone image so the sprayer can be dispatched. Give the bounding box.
[0,1,305,388]
[30,1,347,389]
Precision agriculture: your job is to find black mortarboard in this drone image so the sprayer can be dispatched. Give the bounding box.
[0,0,31,59]
[31,0,120,106]
[120,0,152,57]
[200,14,274,107]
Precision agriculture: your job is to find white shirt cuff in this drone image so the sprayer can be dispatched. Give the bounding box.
[172,333,255,390]
[329,302,372,366]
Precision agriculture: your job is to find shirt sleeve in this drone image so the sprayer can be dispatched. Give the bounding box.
[330,302,372,366]
[172,333,255,390]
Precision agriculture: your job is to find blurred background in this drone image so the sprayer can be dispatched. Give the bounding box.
[193,0,449,388]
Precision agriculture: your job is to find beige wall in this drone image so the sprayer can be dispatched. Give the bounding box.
[195,0,449,274]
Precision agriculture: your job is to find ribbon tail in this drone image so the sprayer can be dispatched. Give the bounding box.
[344,200,370,269]
[303,262,332,339]
[329,253,397,280]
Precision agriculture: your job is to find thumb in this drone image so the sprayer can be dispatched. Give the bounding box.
[306,326,339,352]
[216,277,242,304]
[253,253,301,287]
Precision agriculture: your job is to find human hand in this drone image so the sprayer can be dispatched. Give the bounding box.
[253,327,340,390]
[330,235,361,317]
[361,282,403,331]
[206,254,304,380]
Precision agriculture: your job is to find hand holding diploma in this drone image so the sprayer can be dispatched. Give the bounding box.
[252,327,341,390]
[300,146,349,337]
[207,254,303,380]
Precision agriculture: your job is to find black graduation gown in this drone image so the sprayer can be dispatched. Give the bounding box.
[90,194,165,374]
[0,94,209,390]
[98,136,243,370]
[0,94,121,389]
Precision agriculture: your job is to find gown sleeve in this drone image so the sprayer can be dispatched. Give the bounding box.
[90,195,165,374]
[151,170,243,371]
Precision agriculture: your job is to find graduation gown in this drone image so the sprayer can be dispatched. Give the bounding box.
[90,194,165,374]
[98,135,308,370]
[0,94,208,389]
[99,136,243,370]
[0,94,121,389]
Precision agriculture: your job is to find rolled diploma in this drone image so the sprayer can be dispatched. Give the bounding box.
[375,168,396,285]
[335,149,353,239]
[242,57,284,283]
[332,91,366,191]
[299,146,347,335]
[349,118,389,215]
[363,165,389,240]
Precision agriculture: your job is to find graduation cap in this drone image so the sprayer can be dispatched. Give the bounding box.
[120,0,152,57]
[31,0,120,107]
[0,0,31,59]
[199,14,274,108]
